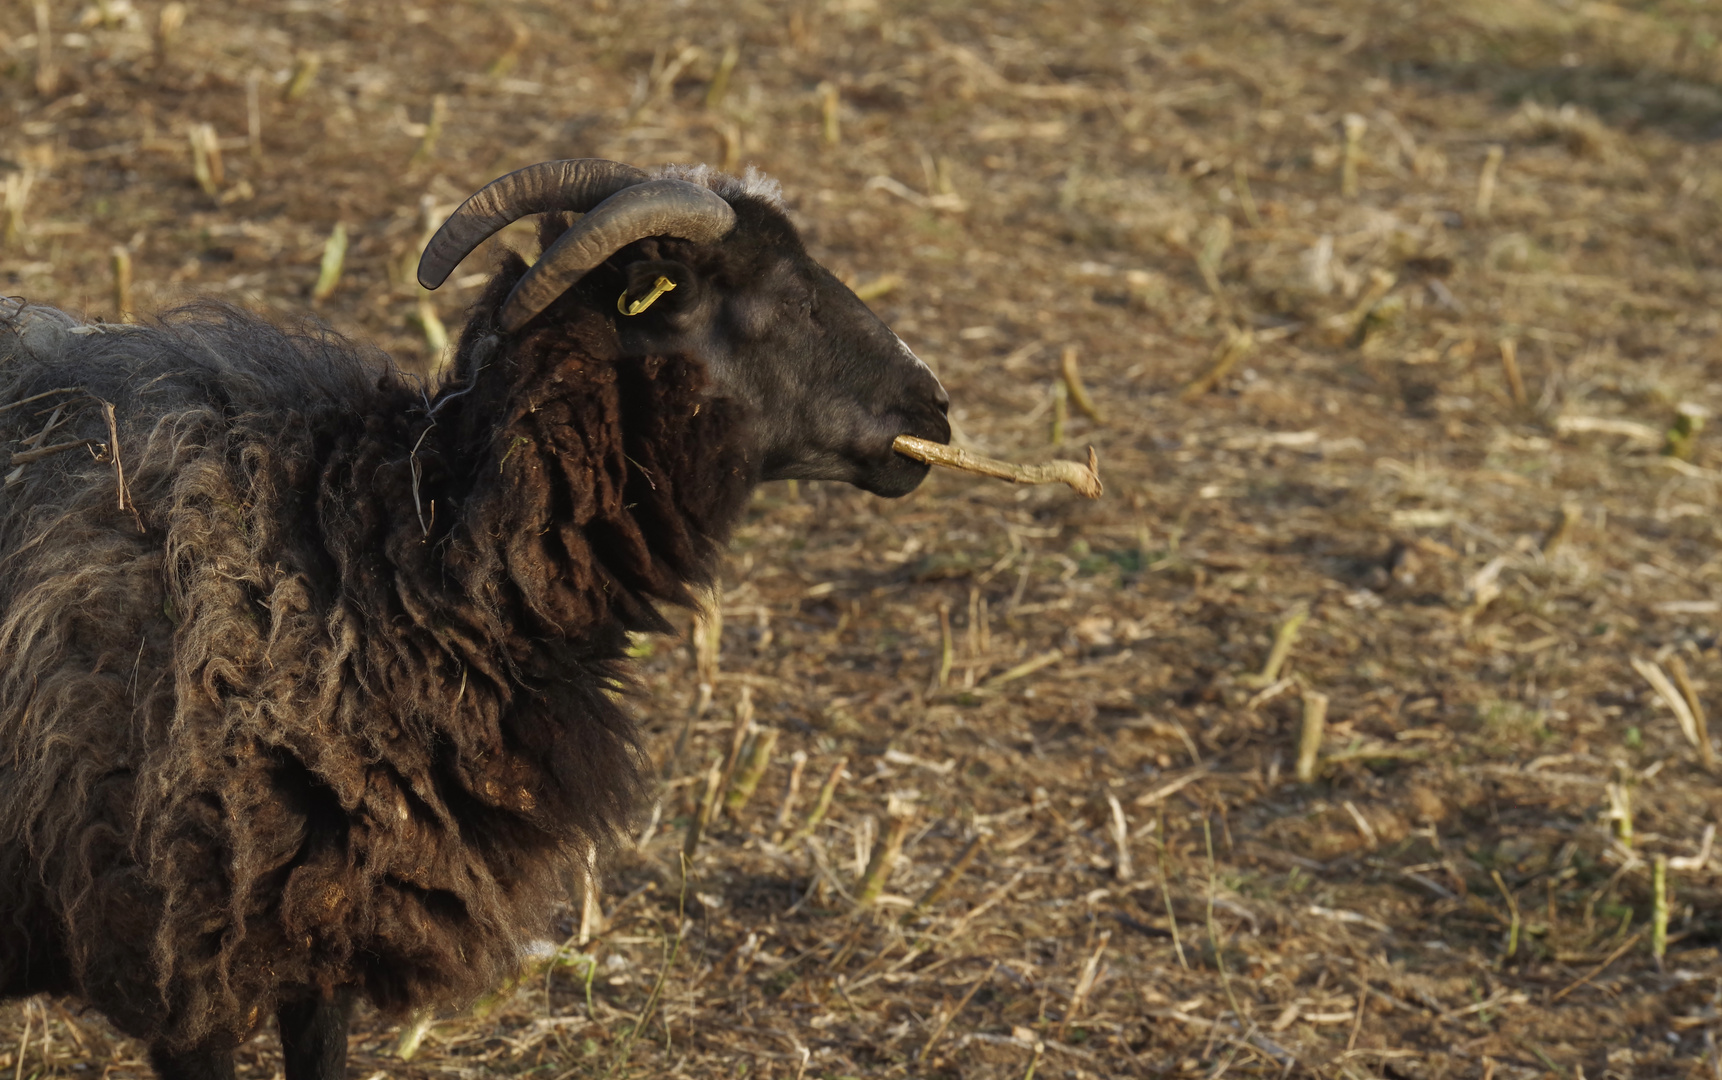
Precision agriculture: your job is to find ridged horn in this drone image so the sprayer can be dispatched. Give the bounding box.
[498,178,737,332]
[416,159,649,290]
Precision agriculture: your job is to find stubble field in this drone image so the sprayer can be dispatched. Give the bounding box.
[4,0,1722,1077]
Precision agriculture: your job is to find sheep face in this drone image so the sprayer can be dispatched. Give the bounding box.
[607,197,951,498]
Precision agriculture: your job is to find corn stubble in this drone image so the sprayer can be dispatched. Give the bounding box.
[6,0,1721,1076]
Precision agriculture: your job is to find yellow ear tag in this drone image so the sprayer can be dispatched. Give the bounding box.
[618,275,678,316]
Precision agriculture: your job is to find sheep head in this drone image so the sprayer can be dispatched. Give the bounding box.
[419,160,951,498]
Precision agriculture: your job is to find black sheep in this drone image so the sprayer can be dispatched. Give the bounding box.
[0,160,950,1080]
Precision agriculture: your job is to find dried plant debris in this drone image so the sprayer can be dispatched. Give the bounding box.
[6,0,1722,1077]
[893,433,1103,499]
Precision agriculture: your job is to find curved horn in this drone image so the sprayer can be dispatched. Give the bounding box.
[499,178,736,332]
[416,159,650,290]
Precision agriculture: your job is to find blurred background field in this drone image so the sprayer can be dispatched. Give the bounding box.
[4,0,1722,1077]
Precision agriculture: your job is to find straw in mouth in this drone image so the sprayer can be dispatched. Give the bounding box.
[891,434,1103,499]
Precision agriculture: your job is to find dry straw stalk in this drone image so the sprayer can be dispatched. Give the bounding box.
[1341,113,1367,198]
[853,273,903,302]
[714,685,754,808]
[769,749,807,840]
[1491,869,1521,959]
[1606,779,1633,848]
[157,2,186,53]
[905,834,982,920]
[110,247,133,323]
[682,760,723,868]
[1651,855,1669,963]
[935,601,954,689]
[246,69,263,160]
[1498,337,1528,408]
[34,1,57,98]
[393,1011,435,1061]
[1181,328,1253,399]
[1476,144,1505,217]
[311,223,348,303]
[791,756,846,840]
[724,725,778,813]
[188,124,223,196]
[1057,930,1111,1038]
[1244,604,1309,688]
[413,297,448,358]
[1295,690,1328,783]
[284,51,320,101]
[1106,794,1132,882]
[1059,346,1103,422]
[691,586,721,717]
[409,96,448,168]
[1668,655,1713,771]
[705,42,740,108]
[892,434,1102,499]
[855,813,912,906]
[819,82,841,146]
[3,170,33,249]
[1632,656,1706,765]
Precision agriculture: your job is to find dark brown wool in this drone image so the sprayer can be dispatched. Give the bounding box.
[0,245,755,1053]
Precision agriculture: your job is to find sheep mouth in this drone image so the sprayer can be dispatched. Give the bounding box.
[859,451,932,498]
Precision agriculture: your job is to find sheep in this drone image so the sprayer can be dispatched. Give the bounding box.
[0,159,951,1080]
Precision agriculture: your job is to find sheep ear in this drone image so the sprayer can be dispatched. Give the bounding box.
[501,179,733,331]
[617,260,698,317]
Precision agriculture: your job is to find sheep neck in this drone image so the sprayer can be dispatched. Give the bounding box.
[436,315,752,629]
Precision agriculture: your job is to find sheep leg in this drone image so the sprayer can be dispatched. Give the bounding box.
[277,989,353,1080]
[145,1045,236,1080]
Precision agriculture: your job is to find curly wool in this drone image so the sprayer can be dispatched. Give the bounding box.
[0,246,756,1053]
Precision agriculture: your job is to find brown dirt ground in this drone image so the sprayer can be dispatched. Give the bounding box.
[6,0,1722,1077]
